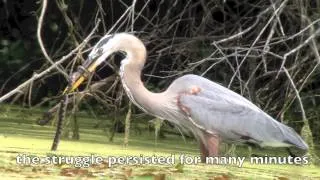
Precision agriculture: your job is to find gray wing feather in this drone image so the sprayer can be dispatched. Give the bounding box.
[172,74,308,150]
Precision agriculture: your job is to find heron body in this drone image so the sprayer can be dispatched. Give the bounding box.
[71,33,308,159]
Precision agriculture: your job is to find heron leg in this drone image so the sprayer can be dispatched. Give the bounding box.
[200,141,209,162]
[200,133,219,163]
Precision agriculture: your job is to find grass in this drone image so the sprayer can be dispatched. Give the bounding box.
[0,105,319,179]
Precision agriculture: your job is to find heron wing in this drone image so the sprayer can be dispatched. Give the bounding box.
[174,75,307,150]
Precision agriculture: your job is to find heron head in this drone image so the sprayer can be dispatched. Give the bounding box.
[66,33,143,93]
[67,34,117,93]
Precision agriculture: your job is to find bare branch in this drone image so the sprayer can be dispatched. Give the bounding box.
[0,20,101,103]
[37,0,69,79]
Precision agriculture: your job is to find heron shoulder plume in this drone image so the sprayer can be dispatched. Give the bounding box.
[70,32,308,161]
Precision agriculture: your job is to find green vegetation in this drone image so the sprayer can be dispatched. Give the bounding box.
[0,106,319,179]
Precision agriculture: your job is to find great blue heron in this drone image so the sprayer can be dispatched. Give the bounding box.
[69,33,308,160]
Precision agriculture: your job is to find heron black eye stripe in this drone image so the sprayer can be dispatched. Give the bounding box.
[95,34,114,49]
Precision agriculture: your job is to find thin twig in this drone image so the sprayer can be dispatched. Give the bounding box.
[0,20,101,103]
[37,0,69,79]
[282,67,306,122]
[277,28,320,78]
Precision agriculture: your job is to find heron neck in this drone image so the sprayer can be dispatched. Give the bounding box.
[120,49,162,115]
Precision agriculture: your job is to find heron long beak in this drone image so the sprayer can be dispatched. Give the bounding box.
[63,49,113,94]
[63,60,100,94]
